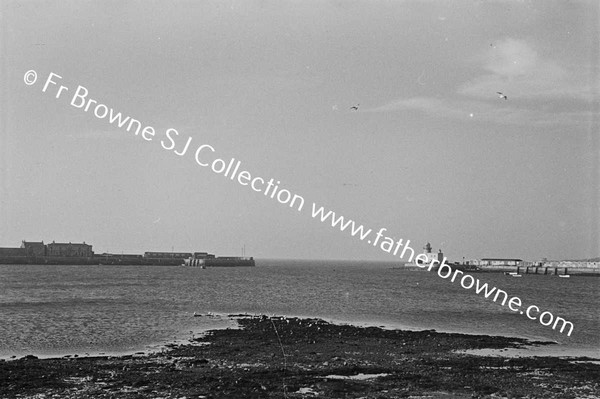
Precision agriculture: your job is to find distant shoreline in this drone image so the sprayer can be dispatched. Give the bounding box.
[0,257,254,267]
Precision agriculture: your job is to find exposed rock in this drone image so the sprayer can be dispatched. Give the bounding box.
[0,315,598,398]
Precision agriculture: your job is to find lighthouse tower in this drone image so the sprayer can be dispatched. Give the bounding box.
[424,242,432,253]
[418,242,444,264]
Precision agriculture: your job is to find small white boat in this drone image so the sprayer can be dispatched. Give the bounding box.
[558,275,571,278]
[511,274,522,278]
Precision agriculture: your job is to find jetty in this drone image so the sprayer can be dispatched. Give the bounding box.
[403,243,600,276]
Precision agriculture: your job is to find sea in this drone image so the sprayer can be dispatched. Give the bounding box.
[0,259,598,360]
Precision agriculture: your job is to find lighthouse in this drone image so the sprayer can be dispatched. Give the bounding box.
[417,242,444,264]
[424,242,432,254]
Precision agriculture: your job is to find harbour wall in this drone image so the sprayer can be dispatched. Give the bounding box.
[0,256,254,267]
[404,263,600,276]
[478,265,600,276]
[0,256,180,265]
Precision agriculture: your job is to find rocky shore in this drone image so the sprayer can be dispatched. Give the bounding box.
[1,315,599,398]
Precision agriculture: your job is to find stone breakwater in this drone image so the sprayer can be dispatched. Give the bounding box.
[1,315,599,398]
[478,264,600,276]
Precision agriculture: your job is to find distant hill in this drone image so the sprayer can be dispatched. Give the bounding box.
[565,257,600,262]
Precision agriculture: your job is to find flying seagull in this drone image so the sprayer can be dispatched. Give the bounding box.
[496,92,507,100]
[350,104,360,111]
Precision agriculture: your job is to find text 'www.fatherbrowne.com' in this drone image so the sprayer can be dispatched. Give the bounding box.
[25,69,575,337]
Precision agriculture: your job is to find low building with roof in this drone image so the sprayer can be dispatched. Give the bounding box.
[478,258,523,267]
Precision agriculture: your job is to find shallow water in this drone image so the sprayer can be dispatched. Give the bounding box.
[0,259,598,359]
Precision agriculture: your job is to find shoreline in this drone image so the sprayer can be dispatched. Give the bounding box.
[0,312,240,362]
[2,311,596,362]
[2,314,599,398]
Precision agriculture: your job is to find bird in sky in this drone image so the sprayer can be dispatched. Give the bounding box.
[496,92,507,100]
[350,104,360,110]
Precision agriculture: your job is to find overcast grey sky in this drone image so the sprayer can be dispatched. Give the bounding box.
[1,0,598,261]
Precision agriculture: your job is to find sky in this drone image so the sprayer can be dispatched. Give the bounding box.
[1,0,598,261]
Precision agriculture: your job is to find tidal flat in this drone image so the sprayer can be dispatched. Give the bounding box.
[1,315,599,398]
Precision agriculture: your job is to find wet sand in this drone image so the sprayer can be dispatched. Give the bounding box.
[1,314,599,398]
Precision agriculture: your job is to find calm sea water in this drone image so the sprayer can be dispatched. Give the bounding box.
[0,259,598,359]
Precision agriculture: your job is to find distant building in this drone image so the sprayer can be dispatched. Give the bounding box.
[193,252,215,259]
[47,241,93,257]
[479,258,523,267]
[144,251,192,259]
[543,260,600,269]
[20,241,46,257]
